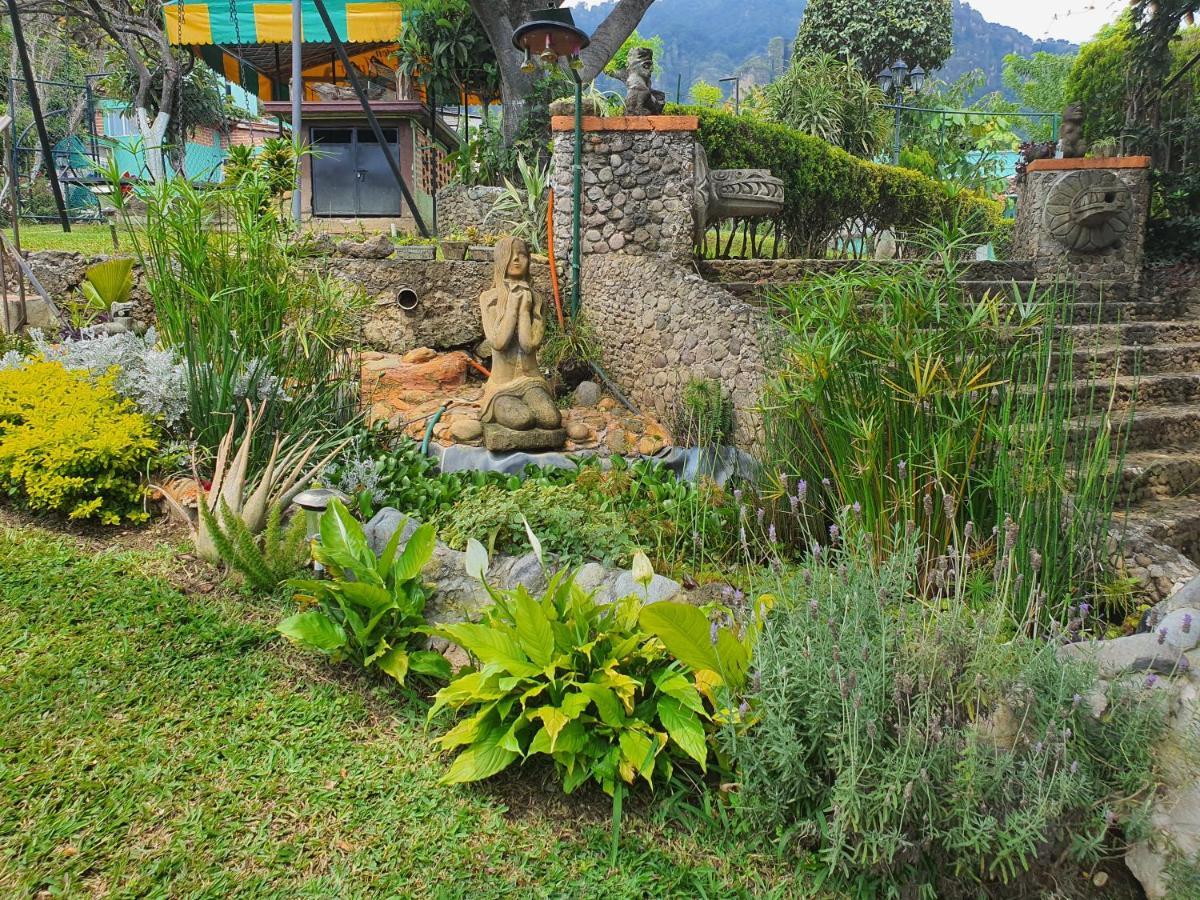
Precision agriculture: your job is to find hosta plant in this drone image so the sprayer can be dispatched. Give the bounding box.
[431,544,744,795]
[279,498,451,685]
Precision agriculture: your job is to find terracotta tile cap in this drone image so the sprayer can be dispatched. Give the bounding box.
[1027,156,1151,171]
[550,115,699,132]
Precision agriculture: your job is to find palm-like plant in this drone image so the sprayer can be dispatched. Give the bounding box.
[766,53,891,157]
[487,153,549,254]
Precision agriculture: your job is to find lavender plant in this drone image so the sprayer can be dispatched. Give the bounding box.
[723,527,1168,897]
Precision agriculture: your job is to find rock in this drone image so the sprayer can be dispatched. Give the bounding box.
[608,571,684,606]
[306,232,337,256]
[1058,633,1184,679]
[574,562,609,595]
[376,351,470,393]
[435,444,580,476]
[598,397,618,411]
[1127,781,1200,898]
[874,229,898,260]
[565,422,591,441]
[604,430,628,454]
[482,425,567,452]
[1158,607,1200,652]
[338,233,395,259]
[449,417,483,442]
[364,507,422,556]
[574,380,602,407]
[402,347,438,364]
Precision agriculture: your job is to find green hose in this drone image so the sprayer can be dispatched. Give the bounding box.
[421,404,448,456]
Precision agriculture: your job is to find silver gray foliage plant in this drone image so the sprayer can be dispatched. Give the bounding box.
[28,328,189,426]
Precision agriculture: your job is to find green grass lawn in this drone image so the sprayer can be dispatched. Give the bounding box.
[0,525,818,898]
[14,223,140,256]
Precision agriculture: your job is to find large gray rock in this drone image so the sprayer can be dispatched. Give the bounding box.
[1058,633,1185,679]
[364,508,421,556]
[573,380,602,407]
[337,233,394,259]
[608,571,684,606]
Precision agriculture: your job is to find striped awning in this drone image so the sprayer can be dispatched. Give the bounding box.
[163,0,404,45]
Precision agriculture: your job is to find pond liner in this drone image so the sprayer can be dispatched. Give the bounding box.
[430,444,757,487]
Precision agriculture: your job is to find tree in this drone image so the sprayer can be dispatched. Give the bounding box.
[766,52,890,157]
[25,0,188,182]
[1002,51,1077,141]
[394,0,500,118]
[466,0,656,146]
[793,0,952,78]
[689,79,722,108]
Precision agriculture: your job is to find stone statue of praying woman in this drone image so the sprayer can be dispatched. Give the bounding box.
[478,237,564,449]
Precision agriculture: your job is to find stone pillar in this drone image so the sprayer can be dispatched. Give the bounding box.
[1014,156,1152,291]
[551,115,699,265]
[549,116,766,449]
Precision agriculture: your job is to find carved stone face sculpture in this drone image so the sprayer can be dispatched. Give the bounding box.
[1043,169,1132,252]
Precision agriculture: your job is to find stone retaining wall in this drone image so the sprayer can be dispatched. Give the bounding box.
[700,258,1035,284]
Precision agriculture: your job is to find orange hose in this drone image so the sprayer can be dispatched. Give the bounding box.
[546,187,566,328]
[466,357,491,378]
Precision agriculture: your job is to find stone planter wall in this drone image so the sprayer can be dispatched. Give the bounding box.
[1014,157,1151,287]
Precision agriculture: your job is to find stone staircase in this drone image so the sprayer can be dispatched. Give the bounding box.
[699,258,1200,601]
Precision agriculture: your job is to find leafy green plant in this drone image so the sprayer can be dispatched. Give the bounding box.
[793,0,953,77]
[674,378,733,449]
[200,498,310,593]
[431,546,726,796]
[766,53,890,158]
[434,480,634,566]
[279,498,450,685]
[79,257,134,313]
[540,313,600,379]
[487,153,549,254]
[372,437,502,520]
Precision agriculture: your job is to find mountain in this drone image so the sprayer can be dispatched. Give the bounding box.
[571,0,1077,103]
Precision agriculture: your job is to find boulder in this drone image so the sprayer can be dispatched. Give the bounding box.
[573,380,602,407]
[337,233,394,259]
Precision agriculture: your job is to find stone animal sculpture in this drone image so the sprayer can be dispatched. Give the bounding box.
[1043,169,1133,252]
[1060,103,1086,159]
[92,301,142,336]
[477,236,565,452]
[623,47,665,116]
[693,145,785,243]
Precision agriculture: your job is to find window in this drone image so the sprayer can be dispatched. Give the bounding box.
[103,109,136,138]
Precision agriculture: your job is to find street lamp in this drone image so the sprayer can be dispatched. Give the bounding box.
[719,76,741,116]
[513,8,591,317]
[878,60,925,165]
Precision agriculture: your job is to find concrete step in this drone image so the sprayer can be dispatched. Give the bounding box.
[1064,373,1200,412]
[1059,343,1200,379]
[1073,402,1200,453]
[1061,321,1200,346]
[1115,451,1200,504]
[1119,496,1200,566]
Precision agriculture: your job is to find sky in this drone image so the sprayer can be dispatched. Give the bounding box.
[564,0,1128,44]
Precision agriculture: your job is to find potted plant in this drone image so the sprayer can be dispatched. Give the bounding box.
[439,231,468,260]
[394,236,437,261]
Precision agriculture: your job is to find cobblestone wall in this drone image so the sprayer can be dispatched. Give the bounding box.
[434,184,506,237]
[551,118,697,265]
[1014,159,1151,287]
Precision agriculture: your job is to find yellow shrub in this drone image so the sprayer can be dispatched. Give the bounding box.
[0,361,158,523]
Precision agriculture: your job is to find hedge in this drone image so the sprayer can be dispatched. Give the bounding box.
[669,105,1004,256]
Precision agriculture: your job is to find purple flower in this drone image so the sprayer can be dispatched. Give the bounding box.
[1079,602,1091,618]
[798,480,808,501]
[738,700,749,715]
[1072,693,1083,708]
[821,477,831,489]
[768,523,778,543]
[898,460,907,477]
[852,501,862,516]
[733,589,744,604]
[1185,614,1194,634]
[734,489,743,504]
[1033,741,1044,754]
[756,507,765,526]
[789,495,800,513]
[1158,627,1168,645]
[808,599,819,617]
[1145,674,1159,688]
[829,524,840,541]
[813,543,822,559]
[722,585,733,598]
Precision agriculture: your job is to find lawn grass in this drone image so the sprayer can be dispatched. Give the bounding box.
[14,223,138,256]
[0,525,820,898]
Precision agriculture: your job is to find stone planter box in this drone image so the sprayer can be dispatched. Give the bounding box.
[394,245,437,261]
[439,239,467,260]
[466,245,494,262]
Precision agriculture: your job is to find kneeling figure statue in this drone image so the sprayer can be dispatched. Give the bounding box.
[479,237,565,452]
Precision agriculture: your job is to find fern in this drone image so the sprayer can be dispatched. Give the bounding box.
[203,498,310,592]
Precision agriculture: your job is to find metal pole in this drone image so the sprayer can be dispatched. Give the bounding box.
[84,76,99,165]
[7,0,69,232]
[570,71,583,317]
[310,0,429,235]
[290,0,303,223]
[892,102,903,165]
[429,84,438,235]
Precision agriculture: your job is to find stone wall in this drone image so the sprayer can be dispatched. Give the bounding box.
[582,253,765,447]
[700,258,1035,284]
[1014,158,1151,287]
[551,117,697,265]
[434,184,506,237]
[320,257,552,354]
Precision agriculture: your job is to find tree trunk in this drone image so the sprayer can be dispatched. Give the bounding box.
[135,107,170,183]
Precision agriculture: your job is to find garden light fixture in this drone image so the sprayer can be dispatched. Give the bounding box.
[878,59,926,164]
[292,487,350,572]
[512,8,592,318]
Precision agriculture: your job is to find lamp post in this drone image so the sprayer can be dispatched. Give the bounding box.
[878,60,925,165]
[719,76,741,116]
[512,9,591,318]
[292,487,350,572]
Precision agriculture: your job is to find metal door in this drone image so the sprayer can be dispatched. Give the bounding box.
[309,126,401,217]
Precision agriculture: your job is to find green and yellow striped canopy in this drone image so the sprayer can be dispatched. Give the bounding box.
[164,0,403,46]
